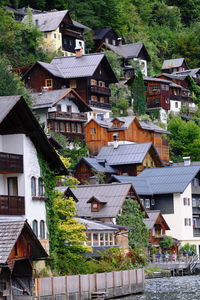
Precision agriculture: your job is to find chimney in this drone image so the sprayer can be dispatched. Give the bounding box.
[117,37,122,46]
[75,46,83,57]
[183,156,191,166]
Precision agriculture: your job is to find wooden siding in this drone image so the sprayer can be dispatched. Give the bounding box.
[9,234,31,260]
[0,152,23,174]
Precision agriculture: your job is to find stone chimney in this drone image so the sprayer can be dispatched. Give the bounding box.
[75,45,83,57]
[183,156,191,166]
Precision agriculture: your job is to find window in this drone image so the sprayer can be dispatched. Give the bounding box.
[145,199,150,209]
[113,133,119,141]
[8,177,18,196]
[57,104,62,112]
[91,79,97,86]
[54,33,56,39]
[175,102,178,108]
[31,176,36,196]
[69,79,77,88]
[90,128,96,134]
[97,114,104,120]
[100,233,104,246]
[100,97,105,103]
[112,39,116,46]
[71,123,76,133]
[66,123,71,132]
[60,122,65,132]
[151,199,155,206]
[67,105,72,113]
[91,95,97,101]
[38,178,44,196]
[184,218,191,226]
[40,220,45,239]
[99,81,105,87]
[33,220,38,237]
[183,197,190,206]
[45,79,53,87]
[192,198,197,207]
[77,124,82,133]
[54,122,59,132]
[44,33,48,38]
[93,233,98,246]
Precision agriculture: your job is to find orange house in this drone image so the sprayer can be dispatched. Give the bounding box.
[85,116,170,164]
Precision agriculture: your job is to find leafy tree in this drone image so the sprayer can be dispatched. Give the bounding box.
[111,83,131,116]
[131,70,146,115]
[116,198,149,249]
[160,236,173,251]
[168,116,200,162]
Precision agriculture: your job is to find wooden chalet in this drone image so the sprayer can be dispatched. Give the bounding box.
[0,220,48,299]
[161,58,188,74]
[93,28,120,51]
[85,116,170,164]
[61,182,147,223]
[32,88,92,142]
[173,68,200,86]
[22,10,90,55]
[22,52,117,120]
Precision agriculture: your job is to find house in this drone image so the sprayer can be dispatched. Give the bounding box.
[63,183,147,222]
[173,68,200,86]
[73,157,118,184]
[85,116,170,164]
[95,33,151,77]
[4,6,43,21]
[77,218,130,257]
[22,10,90,55]
[110,163,200,255]
[93,28,120,50]
[161,58,189,74]
[143,76,193,122]
[0,95,67,251]
[23,51,117,120]
[0,219,48,298]
[31,88,92,143]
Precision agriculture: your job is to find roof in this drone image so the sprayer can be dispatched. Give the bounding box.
[144,76,171,84]
[88,116,169,134]
[75,157,117,173]
[0,96,67,175]
[22,10,69,32]
[24,54,118,83]
[155,73,186,81]
[109,175,153,195]
[31,88,91,112]
[96,142,162,166]
[162,58,186,70]
[173,68,200,78]
[72,20,91,31]
[66,183,142,218]
[76,218,117,232]
[0,220,48,264]
[144,211,170,230]
[94,28,113,40]
[138,165,200,194]
[104,42,151,61]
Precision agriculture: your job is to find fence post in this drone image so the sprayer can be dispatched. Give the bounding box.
[51,277,55,300]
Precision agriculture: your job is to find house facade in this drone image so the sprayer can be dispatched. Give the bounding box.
[23,52,117,120]
[22,10,90,56]
[32,88,92,143]
[0,96,66,251]
[85,116,170,164]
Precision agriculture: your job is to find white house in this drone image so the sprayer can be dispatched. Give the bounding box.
[0,95,66,251]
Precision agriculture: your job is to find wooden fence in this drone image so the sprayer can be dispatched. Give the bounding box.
[35,269,144,300]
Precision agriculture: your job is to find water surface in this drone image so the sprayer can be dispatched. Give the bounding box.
[116,275,200,299]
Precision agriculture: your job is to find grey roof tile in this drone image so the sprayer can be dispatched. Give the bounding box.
[0,96,21,123]
[106,42,144,59]
[143,211,160,229]
[162,58,185,70]
[96,143,153,166]
[81,157,117,173]
[76,218,117,231]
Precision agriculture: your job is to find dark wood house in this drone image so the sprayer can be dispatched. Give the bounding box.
[0,220,47,299]
[31,88,92,142]
[85,116,170,164]
[161,58,189,74]
[93,28,120,51]
[23,52,117,120]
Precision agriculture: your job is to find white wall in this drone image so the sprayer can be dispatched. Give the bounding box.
[163,184,193,241]
[170,100,181,114]
[87,107,111,121]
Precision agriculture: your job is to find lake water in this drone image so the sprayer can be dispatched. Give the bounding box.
[116,275,200,299]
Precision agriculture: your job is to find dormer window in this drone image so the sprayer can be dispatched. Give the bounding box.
[87,196,106,212]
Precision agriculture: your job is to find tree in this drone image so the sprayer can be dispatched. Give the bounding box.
[116,198,149,249]
[131,71,146,115]
[168,116,200,162]
[160,236,173,251]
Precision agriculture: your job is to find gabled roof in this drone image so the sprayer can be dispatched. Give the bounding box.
[31,88,92,112]
[0,96,67,175]
[138,165,200,194]
[87,196,107,204]
[23,54,118,83]
[72,20,91,31]
[22,10,69,32]
[74,157,117,174]
[65,183,144,218]
[155,73,186,81]
[76,218,117,232]
[109,175,153,195]
[86,116,169,134]
[0,219,48,265]
[162,58,187,70]
[96,142,163,166]
[94,28,115,40]
[144,210,170,230]
[173,68,200,78]
[103,42,151,61]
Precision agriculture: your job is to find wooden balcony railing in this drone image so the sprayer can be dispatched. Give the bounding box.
[90,85,111,96]
[89,100,112,110]
[0,152,23,174]
[48,112,87,122]
[0,195,25,215]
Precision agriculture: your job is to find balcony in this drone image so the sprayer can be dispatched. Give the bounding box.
[62,132,85,142]
[89,100,112,110]
[90,85,111,96]
[0,152,23,174]
[61,27,83,39]
[48,112,87,122]
[193,228,200,237]
[0,195,25,215]
[147,100,161,109]
[170,94,180,101]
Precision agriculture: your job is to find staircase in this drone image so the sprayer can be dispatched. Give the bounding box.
[189,255,199,274]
